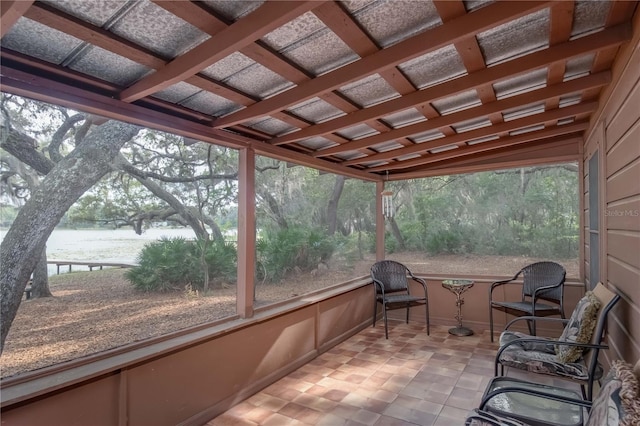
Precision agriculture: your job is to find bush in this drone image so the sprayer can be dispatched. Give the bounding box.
[126,237,237,292]
[257,227,335,283]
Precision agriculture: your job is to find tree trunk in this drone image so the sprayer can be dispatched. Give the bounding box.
[387,217,406,250]
[31,247,52,298]
[0,121,141,353]
[327,175,345,235]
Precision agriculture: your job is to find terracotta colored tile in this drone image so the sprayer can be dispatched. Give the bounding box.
[374,414,420,425]
[206,413,258,426]
[278,402,308,419]
[332,403,361,419]
[434,405,470,424]
[351,408,381,425]
[257,395,289,412]
[316,413,348,426]
[244,406,277,423]
[371,389,398,404]
[445,387,482,410]
[382,404,438,426]
[210,325,498,426]
[293,393,338,412]
[324,388,350,402]
[261,412,295,426]
[294,406,324,424]
[306,384,329,396]
[225,401,256,417]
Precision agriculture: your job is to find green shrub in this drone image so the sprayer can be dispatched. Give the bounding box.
[126,237,237,292]
[257,227,335,283]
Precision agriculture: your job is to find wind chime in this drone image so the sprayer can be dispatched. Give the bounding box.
[381,172,394,219]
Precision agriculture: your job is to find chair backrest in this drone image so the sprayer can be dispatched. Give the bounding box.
[585,282,620,369]
[370,260,410,294]
[586,359,640,426]
[521,261,566,303]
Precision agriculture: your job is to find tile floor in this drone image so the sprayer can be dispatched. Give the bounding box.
[208,322,579,426]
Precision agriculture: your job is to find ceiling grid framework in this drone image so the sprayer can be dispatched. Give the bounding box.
[1,0,637,180]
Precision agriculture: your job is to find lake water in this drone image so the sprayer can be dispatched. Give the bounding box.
[0,228,196,275]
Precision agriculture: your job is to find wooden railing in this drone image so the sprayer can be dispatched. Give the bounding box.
[47,260,136,275]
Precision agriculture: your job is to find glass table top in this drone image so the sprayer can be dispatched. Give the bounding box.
[484,377,583,426]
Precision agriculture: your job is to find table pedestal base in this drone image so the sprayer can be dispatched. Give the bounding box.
[448,326,474,336]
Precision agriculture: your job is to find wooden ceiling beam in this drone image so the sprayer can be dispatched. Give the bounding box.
[434,0,501,126]
[23,3,256,107]
[391,138,580,180]
[269,24,629,146]
[335,101,596,164]
[545,2,575,112]
[425,138,580,171]
[0,65,378,182]
[365,122,588,172]
[213,1,552,128]
[119,1,323,103]
[0,0,34,38]
[322,71,609,158]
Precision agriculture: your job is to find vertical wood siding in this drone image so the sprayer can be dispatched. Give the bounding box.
[583,9,640,364]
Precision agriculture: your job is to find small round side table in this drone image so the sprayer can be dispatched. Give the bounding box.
[442,279,475,336]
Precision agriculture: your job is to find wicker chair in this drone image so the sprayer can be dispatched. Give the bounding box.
[371,260,429,339]
[489,261,566,342]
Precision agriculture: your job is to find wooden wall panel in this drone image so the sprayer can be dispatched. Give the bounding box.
[608,257,640,300]
[606,120,640,175]
[605,80,640,148]
[0,375,120,426]
[607,232,640,267]
[606,159,640,202]
[582,7,640,368]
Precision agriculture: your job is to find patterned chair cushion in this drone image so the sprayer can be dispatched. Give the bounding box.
[588,360,640,426]
[555,291,601,363]
[499,330,556,353]
[465,409,529,426]
[498,342,603,382]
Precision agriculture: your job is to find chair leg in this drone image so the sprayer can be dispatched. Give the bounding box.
[405,304,410,324]
[383,306,389,339]
[425,302,430,336]
[373,297,378,327]
[489,305,494,342]
[527,319,535,336]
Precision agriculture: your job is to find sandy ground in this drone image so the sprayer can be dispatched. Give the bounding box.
[0,253,578,379]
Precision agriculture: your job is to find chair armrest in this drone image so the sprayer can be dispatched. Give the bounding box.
[504,315,569,331]
[489,271,522,296]
[496,337,608,361]
[409,275,428,292]
[371,278,385,296]
[479,386,592,411]
[531,281,565,299]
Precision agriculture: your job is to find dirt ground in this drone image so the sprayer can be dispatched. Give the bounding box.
[0,253,578,379]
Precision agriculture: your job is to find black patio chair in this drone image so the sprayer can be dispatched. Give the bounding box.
[494,282,620,401]
[371,260,429,339]
[489,261,566,342]
[466,358,640,426]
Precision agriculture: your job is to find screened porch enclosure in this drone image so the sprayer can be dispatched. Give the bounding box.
[1,1,639,425]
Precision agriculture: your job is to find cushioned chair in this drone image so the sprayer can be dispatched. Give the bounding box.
[494,282,620,401]
[371,260,429,339]
[465,359,640,426]
[489,261,567,342]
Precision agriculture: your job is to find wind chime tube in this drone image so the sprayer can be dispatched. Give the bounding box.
[381,190,394,219]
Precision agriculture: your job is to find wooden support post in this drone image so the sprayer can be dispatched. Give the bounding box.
[376,181,385,262]
[237,147,256,319]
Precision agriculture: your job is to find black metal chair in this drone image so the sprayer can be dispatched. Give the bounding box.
[489,261,566,342]
[494,282,620,401]
[371,260,429,339]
